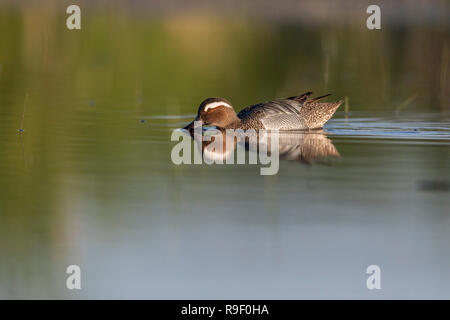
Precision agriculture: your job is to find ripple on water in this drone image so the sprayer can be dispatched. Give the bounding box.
[325,113,450,142]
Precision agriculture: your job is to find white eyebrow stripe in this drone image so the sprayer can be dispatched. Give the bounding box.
[204,101,232,111]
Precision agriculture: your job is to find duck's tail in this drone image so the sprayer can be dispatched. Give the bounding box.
[301,99,343,129]
[288,92,332,104]
[306,93,332,103]
[287,92,343,128]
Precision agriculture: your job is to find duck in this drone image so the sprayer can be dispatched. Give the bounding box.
[183,92,343,131]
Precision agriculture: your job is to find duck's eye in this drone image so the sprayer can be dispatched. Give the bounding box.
[201,115,210,124]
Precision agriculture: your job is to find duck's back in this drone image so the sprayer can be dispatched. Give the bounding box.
[237,97,342,130]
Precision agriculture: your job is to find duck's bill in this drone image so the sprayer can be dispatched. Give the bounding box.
[183,118,203,132]
[183,121,194,131]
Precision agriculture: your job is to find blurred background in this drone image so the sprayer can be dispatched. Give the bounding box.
[0,0,449,299]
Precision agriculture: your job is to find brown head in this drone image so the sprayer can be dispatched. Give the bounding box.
[183,98,240,131]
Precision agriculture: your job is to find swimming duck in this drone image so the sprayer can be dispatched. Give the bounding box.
[183,92,343,131]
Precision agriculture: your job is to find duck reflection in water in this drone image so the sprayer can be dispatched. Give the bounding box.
[186,127,340,166]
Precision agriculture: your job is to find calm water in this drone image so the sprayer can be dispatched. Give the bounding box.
[0,1,449,299]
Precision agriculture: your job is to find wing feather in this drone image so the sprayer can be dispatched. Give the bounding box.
[237,93,342,130]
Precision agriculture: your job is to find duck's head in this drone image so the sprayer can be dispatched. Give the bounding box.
[183,98,239,131]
